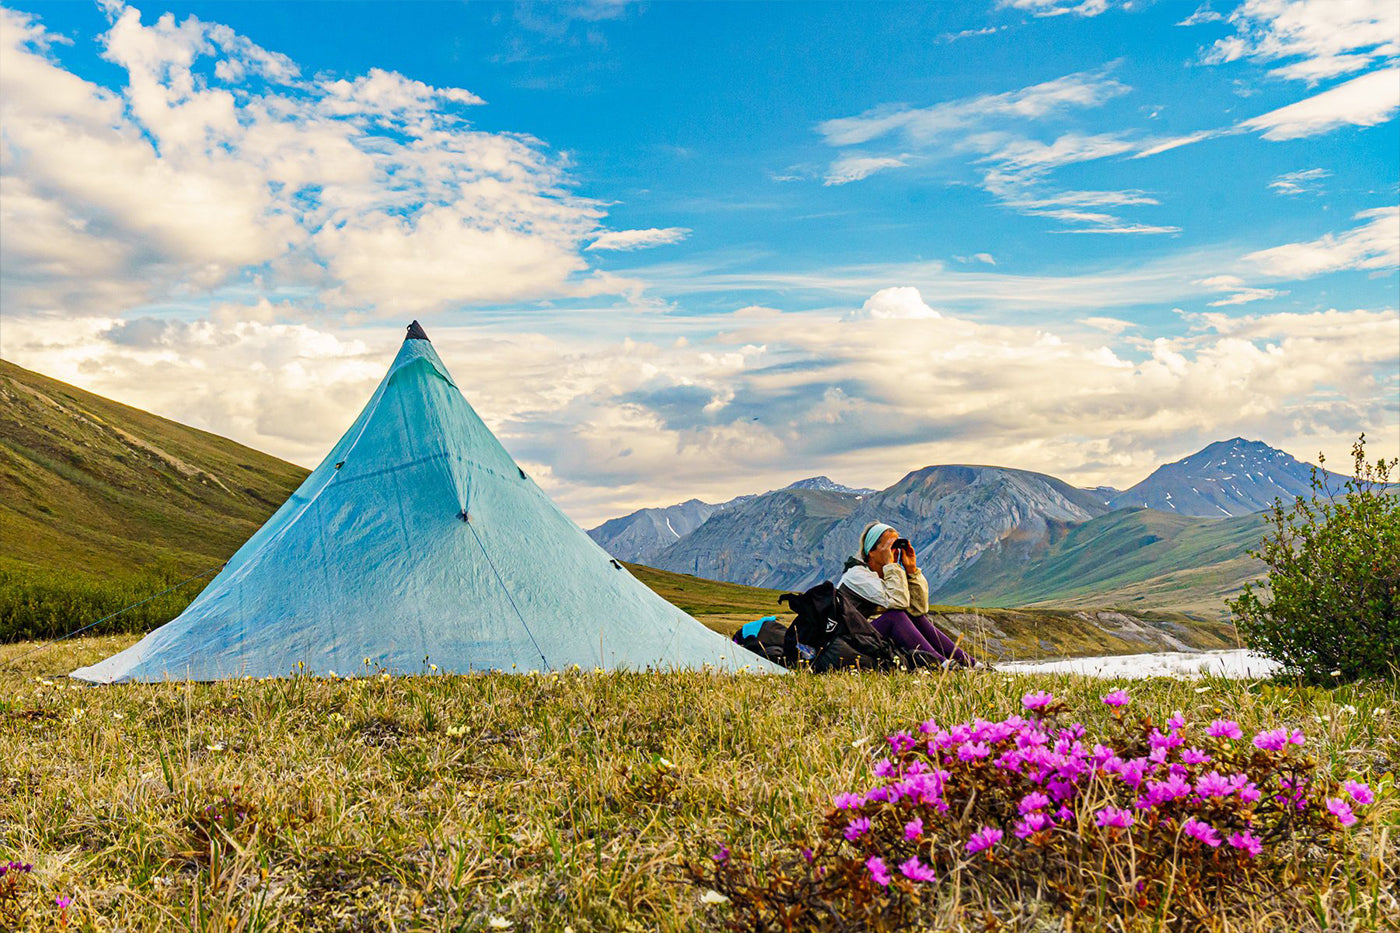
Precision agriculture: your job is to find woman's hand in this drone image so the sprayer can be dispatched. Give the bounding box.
[900,542,917,572]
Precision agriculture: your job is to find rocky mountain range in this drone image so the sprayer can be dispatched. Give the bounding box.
[587,438,1337,608]
[586,476,871,564]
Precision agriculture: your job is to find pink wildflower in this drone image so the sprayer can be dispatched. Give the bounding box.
[899,856,938,883]
[866,856,891,887]
[889,731,916,753]
[1019,791,1051,814]
[1101,689,1130,708]
[873,758,897,778]
[833,792,862,809]
[1194,772,1233,798]
[1167,711,1187,732]
[1022,691,1055,712]
[1344,780,1374,806]
[55,896,72,909]
[1182,817,1222,847]
[844,817,871,841]
[1096,806,1135,829]
[904,817,924,841]
[1252,728,1288,751]
[1014,812,1053,839]
[712,845,729,863]
[1326,797,1358,827]
[966,826,1003,854]
[957,741,991,761]
[1181,747,1211,765]
[1227,830,1263,858]
[1206,719,1243,740]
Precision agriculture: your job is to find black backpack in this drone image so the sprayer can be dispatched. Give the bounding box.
[778,582,901,672]
[731,617,791,667]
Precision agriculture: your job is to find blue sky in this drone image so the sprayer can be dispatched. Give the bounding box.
[1,0,1397,523]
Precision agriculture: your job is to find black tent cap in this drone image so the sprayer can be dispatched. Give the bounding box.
[405,320,430,341]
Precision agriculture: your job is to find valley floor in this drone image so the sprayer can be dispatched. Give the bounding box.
[1,635,1396,932]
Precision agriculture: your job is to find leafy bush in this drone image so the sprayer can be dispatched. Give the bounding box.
[0,565,211,643]
[1229,435,1400,684]
[691,691,1379,932]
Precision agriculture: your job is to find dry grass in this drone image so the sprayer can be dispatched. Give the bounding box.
[2,635,1397,932]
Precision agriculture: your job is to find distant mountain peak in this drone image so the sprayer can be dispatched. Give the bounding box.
[1111,438,1321,518]
[783,476,876,496]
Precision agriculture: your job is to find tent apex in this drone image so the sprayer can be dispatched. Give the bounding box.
[405,320,430,341]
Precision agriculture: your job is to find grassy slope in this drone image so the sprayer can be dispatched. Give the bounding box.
[1,637,1395,931]
[932,507,1267,617]
[0,359,309,576]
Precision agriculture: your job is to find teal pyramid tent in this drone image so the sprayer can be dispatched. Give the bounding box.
[73,323,781,682]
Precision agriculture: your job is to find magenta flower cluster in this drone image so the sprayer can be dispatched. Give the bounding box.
[821,690,1374,891]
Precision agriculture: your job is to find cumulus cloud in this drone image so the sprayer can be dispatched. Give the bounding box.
[1202,0,1399,83]
[850,287,942,320]
[7,284,1393,524]
[0,3,632,318]
[586,227,691,251]
[1244,207,1400,277]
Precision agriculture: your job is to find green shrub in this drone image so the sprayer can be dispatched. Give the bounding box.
[0,565,211,643]
[1228,435,1399,684]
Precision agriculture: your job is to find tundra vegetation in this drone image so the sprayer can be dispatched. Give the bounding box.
[1,636,1396,932]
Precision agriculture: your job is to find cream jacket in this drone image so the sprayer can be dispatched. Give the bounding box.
[837,562,929,616]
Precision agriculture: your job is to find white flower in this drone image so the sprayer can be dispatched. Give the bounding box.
[1194,686,1211,694]
[205,742,226,752]
[699,890,730,905]
[1341,705,1357,714]
[657,757,675,770]
[487,918,513,930]
[851,737,870,749]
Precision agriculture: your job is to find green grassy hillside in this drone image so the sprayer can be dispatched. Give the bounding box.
[931,507,1267,618]
[0,359,309,576]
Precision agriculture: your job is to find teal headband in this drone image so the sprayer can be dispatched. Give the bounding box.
[862,523,894,557]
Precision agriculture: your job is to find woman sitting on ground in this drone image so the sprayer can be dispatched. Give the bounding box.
[838,522,977,668]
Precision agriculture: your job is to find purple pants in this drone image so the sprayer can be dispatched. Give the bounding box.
[870,610,974,667]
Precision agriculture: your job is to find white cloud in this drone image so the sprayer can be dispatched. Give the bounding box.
[850,286,942,319]
[818,68,1128,147]
[586,227,692,251]
[0,3,638,319]
[1196,275,1285,305]
[823,155,907,186]
[1244,207,1400,277]
[815,70,1185,234]
[998,0,1122,18]
[973,253,997,266]
[1240,67,1400,139]
[939,25,1008,43]
[1178,5,1225,27]
[5,291,1394,524]
[1268,167,1331,195]
[1203,0,1400,84]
